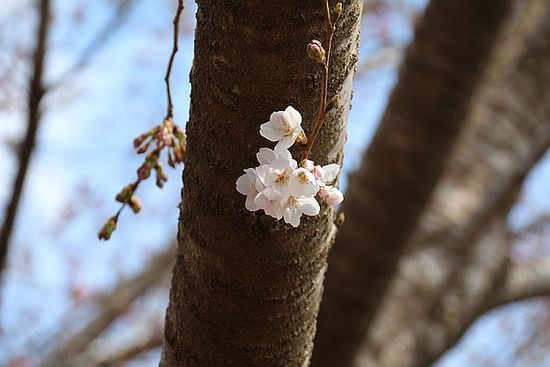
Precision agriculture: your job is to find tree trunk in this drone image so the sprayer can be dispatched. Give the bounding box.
[160,1,361,366]
[311,1,513,366]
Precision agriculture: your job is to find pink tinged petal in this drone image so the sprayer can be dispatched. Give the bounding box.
[269,111,286,129]
[260,122,283,142]
[322,164,341,184]
[312,165,326,181]
[257,148,277,165]
[318,186,330,199]
[302,159,315,171]
[325,187,344,205]
[298,197,320,216]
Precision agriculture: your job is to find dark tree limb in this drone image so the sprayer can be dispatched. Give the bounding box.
[0,0,51,277]
[312,1,514,366]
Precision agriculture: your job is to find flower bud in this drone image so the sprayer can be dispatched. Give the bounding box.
[296,130,308,145]
[115,184,134,203]
[133,133,148,149]
[98,217,117,240]
[307,40,326,64]
[128,195,142,213]
[334,3,343,17]
[137,164,151,180]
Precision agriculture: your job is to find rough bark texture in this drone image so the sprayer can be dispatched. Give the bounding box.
[161,1,361,366]
[311,1,513,366]
[354,2,550,365]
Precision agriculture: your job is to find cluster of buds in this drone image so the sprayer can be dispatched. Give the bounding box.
[98,117,187,241]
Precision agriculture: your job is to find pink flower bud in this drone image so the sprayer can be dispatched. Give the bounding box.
[307,40,326,64]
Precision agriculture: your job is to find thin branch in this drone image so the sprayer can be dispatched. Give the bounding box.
[96,326,163,366]
[0,0,50,277]
[301,0,338,161]
[41,242,176,366]
[164,0,184,120]
[48,0,134,90]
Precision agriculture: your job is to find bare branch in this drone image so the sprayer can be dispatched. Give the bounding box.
[48,0,134,90]
[41,242,175,366]
[0,0,50,277]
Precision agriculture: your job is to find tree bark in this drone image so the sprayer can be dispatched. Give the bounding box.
[354,2,550,365]
[161,1,361,366]
[311,1,513,366]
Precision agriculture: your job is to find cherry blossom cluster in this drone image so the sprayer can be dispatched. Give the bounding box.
[236,106,344,227]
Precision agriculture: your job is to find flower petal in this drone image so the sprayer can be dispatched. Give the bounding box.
[322,164,341,184]
[275,136,296,151]
[236,170,255,195]
[257,147,277,165]
[260,122,283,142]
[285,106,302,127]
[298,197,320,216]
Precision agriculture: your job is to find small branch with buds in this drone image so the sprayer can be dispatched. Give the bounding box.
[99,0,186,241]
[300,1,342,162]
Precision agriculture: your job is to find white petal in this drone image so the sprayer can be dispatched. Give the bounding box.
[260,122,283,142]
[257,148,277,165]
[289,169,319,197]
[245,194,259,211]
[322,164,341,184]
[277,149,292,161]
[236,170,255,195]
[283,207,301,228]
[298,197,320,216]
[274,136,296,151]
[285,106,302,127]
[254,192,279,218]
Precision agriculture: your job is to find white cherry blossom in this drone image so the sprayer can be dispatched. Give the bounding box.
[236,106,345,227]
[278,194,320,228]
[288,168,319,198]
[236,168,264,211]
[256,154,297,198]
[259,106,303,151]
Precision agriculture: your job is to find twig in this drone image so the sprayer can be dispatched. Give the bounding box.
[99,0,186,240]
[0,0,50,275]
[164,0,184,120]
[48,0,134,91]
[301,0,338,161]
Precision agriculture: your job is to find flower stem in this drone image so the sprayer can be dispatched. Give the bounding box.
[301,0,336,162]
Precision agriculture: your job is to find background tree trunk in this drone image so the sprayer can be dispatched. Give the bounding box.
[311,1,513,366]
[160,1,361,366]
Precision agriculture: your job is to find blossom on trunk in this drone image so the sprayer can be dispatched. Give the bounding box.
[259,106,303,151]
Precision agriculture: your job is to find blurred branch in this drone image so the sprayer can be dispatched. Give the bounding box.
[41,242,175,366]
[95,325,163,366]
[357,46,402,75]
[497,259,550,307]
[312,1,514,365]
[0,0,50,277]
[356,2,550,365]
[513,214,550,239]
[48,0,134,90]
